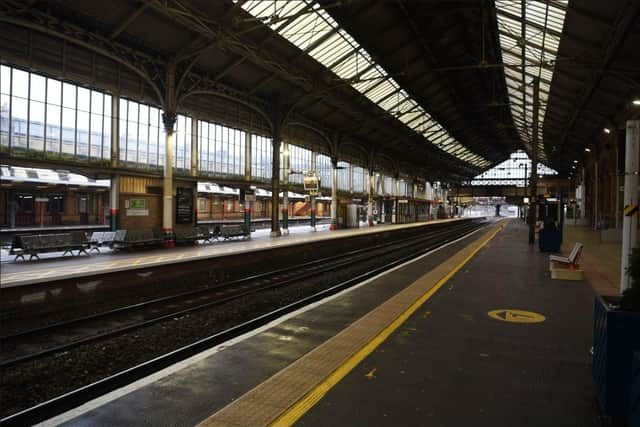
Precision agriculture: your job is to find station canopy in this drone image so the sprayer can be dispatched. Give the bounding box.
[237,0,491,169]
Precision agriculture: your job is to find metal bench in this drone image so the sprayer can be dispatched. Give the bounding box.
[198,226,216,243]
[174,227,202,245]
[549,242,583,269]
[219,224,249,240]
[9,232,90,261]
[112,229,164,250]
[88,231,116,252]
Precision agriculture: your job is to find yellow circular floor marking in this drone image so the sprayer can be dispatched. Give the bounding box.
[487,309,545,323]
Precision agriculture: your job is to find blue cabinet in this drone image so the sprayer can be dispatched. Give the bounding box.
[593,295,640,419]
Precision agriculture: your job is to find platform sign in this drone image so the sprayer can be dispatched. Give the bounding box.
[244,189,256,202]
[487,309,545,323]
[303,171,319,192]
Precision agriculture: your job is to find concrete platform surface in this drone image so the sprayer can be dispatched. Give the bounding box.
[563,224,620,295]
[295,220,599,427]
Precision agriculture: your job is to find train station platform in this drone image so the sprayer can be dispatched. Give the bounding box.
[0,219,460,288]
[42,219,600,427]
[563,224,621,295]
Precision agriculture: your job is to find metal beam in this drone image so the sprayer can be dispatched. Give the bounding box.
[558,2,640,151]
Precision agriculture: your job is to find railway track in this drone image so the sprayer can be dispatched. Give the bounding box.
[0,219,487,426]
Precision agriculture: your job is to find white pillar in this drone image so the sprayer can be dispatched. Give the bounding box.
[367,170,374,226]
[310,152,317,232]
[162,113,176,246]
[282,141,289,235]
[621,120,640,293]
[330,159,338,230]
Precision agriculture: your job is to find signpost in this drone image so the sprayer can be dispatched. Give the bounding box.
[304,171,319,231]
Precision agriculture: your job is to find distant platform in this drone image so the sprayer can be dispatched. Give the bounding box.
[1,218,464,288]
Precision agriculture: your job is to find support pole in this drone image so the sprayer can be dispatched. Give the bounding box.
[162,112,176,248]
[621,120,640,293]
[110,174,119,231]
[528,78,540,244]
[310,153,317,232]
[330,157,338,230]
[271,129,281,237]
[368,169,375,226]
[594,160,599,229]
[615,135,621,229]
[310,195,316,231]
[241,188,251,239]
[282,141,289,235]
[392,175,400,224]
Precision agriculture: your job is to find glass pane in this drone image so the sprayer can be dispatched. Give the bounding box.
[47,78,61,106]
[76,110,89,157]
[90,113,103,158]
[11,97,28,150]
[46,104,61,153]
[29,99,45,151]
[62,83,76,109]
[0,65,10,95]
[12,68,29,98]
[77,87,90,112]
[61,107,75,155]
[30,74,46,102]
[91,91,103,115]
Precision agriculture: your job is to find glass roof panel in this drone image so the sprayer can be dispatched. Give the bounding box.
[239,0,490,168]
[495,0,568,161]
[470,151,557,186]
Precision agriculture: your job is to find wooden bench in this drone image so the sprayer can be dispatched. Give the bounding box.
[219,224,249,240]
[549,242,584,280]
[112,229,164,250]
[10,232,90,261]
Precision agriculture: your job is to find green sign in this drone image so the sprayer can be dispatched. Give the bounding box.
[129,198,146,209]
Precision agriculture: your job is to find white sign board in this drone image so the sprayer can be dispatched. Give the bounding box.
[126,209,149,216]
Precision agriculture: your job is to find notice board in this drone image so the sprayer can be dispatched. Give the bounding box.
[176,187,194,224]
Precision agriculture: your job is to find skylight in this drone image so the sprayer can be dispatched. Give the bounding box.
[495,0,568,161]
[238,0,491,169]
[470,151,557,187]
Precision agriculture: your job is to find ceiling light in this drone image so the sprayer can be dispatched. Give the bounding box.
[604,128,611,134]
[573,160,578,163]
[571,165,576,169]
[585,148,591,152]
[633,98,640,106]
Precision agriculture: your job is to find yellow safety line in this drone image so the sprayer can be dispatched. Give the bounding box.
[271,223,504,427]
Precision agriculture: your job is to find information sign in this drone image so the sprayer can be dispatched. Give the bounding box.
[176,187,194,224]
